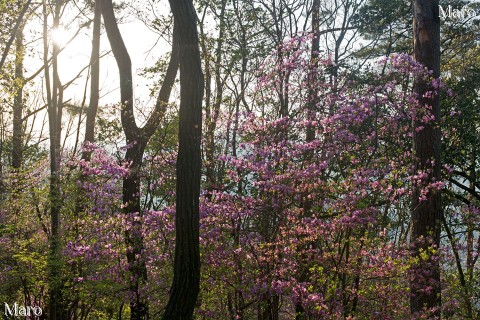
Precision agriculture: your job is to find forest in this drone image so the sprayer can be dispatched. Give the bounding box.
[0,0,479,319]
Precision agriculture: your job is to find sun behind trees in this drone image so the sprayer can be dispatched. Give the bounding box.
[0,0,479,319]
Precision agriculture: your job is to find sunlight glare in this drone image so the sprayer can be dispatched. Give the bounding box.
[51,26,70,47]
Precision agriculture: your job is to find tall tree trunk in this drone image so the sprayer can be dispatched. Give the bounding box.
[162,0,203,319]
[71,3,103,315]
[81,0,102,161]
[123,141,149,320]
[12,24,24,169]
[100,4,141,317]
[102,1,179,318]
[411,1,441,317]
[44,0,64,318]
[76,0,102,222]
[204,0,227,188]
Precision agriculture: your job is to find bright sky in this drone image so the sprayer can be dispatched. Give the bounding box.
[54,15,169,105]
[22,1,172,145]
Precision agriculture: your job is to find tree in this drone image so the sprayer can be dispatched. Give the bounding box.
[353,0,412,60]
[43,0,66,318]
[295,2,320,318]
[410,0,442,317]
[81,0,102,162]
[0,0,32,72]
[162,0,203,318]
[198,48,429,318]
[442,43,480,319]
[101,0,179,318]
[11,22,24,169]
[3,0,480,317]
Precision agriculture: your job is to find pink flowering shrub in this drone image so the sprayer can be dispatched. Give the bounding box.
[2,33,474,319]
[197,36,445,319]
[62,143,177,316]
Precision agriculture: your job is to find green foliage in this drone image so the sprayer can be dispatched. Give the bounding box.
[95,106,123,148]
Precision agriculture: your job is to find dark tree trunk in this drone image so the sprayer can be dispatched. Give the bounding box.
[81,0,102,161]
[258,296,279,320]
[102,0,141,313]
[411,1,441,317]
[101,0,137,140]
[76,0,102,233]
[102,1,179,319]
[71,3,103,316]
[12,24,24,169]
[162,0,204,319]
[123,140,149,320]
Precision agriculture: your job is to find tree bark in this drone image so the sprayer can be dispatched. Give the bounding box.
[102,1,145,318]
[102,1,179,318]
[204,0,227,188]
[411,1,441,317]
[81,0,102,161]
[12,24,24,169]
[45,0,64,318]
[162,0,203,319]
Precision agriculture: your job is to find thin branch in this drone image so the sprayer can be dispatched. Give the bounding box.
[0,0,33,71]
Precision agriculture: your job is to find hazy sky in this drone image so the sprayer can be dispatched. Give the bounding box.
[22,1,172,144]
